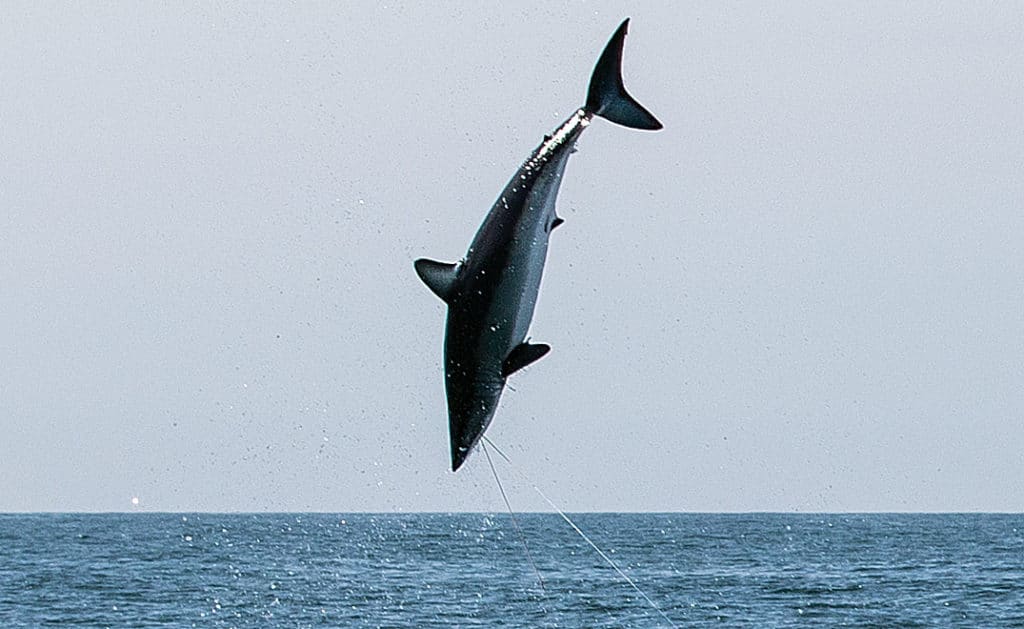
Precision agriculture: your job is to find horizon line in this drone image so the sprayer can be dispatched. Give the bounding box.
[2,509,1021,516]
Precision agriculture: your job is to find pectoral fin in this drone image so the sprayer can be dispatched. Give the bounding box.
[501,342,551,377]
[414,258,459,303]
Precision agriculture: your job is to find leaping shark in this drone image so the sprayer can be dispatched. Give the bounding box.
[415,19,662,471]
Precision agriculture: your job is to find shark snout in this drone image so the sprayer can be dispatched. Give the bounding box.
[448,385,502,471]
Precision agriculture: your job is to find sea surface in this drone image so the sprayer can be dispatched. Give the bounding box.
[1,513,1021,627]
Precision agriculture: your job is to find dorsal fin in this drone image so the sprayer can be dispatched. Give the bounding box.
[501,342,551,378]
[414,258,459,302]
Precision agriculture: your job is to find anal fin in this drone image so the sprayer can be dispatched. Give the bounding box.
[501,342,551,377]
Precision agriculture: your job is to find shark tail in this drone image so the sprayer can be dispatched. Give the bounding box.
[585,18,662,131]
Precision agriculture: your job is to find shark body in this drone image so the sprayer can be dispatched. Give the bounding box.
[416,19,662,471]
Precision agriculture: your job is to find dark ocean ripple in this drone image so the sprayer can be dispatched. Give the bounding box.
[1,513,1021,627]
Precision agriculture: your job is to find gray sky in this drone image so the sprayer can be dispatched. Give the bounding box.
[2,2,1022,512]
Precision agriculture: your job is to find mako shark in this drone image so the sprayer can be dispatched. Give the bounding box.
[415,19,662,471]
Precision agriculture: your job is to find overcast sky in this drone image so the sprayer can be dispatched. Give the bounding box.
[2,2,1022,512]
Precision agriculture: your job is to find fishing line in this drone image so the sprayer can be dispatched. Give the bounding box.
[482,436,680,629]
[481,440,546,592]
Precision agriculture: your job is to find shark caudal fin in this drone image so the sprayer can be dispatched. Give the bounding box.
[585,18,662,131]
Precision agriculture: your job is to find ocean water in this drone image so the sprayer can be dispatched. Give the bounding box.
[0,513,1021,627]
